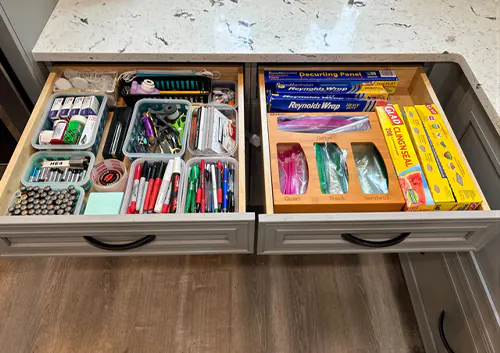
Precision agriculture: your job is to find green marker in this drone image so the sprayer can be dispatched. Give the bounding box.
[185,166,195,213]
[190,164,199,213]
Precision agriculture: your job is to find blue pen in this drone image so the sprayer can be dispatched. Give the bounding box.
[222,163,229,212]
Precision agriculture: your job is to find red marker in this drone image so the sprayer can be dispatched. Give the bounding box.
[127,162,143,214]
[200,160,206,213]
[142,162,157,213]
[217,160,223,212]
[147,162,165,211]
[169,158,182,213]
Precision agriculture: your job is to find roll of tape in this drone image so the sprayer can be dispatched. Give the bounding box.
[90,159,128,192]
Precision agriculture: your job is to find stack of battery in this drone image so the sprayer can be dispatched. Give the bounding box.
[7,186,81,216]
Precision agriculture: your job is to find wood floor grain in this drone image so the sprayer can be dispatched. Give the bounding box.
[0,254,424,353]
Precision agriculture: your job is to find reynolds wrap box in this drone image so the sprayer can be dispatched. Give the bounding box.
[275,83,389,99]
[267,94,386,113]
[415,104,482,210]
[265,70,399,94]
[403,106,456,210]
[376,104,435,211]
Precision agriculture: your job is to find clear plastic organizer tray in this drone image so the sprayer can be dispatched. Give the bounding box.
[6,185,86,216]
[31,92,108,154]
[53,70,119,107]
[21,151,95,191]
[120,157,186,215]
[187,104,238,157]
[179,156,239,213]
[122,99,192,161]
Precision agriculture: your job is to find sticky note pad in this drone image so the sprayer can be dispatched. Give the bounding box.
[84,192,124,215]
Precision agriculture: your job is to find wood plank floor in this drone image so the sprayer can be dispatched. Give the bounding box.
[0,254,424,353]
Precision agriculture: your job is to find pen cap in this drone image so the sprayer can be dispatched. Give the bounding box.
[172,158,182,175]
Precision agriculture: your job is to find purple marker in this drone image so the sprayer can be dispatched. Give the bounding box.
[141,113,156,145]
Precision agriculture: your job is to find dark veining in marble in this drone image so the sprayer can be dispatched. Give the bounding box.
[230,0,238,3]
[288,49,295,53]
[299,8,306,13]
[323,33,329,47]
[294,0,306,4]
[275,35,281,39]
[118,41,131,53]
[88,38,105,51]
[470,5,479,16]
[154,32,169,46]
[377,22,412,28]
[283,0,292,4]
[238,36,254,50]
[226,22,233,33]
[174,11,195,21]
[73,15,88,24]
[209,0,224,6]
[354,1,366,7]
[238,20,256,27]
[203,9,209,12]
[316,12,319,18]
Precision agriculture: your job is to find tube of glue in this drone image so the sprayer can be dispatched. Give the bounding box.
[127,162,143,214]
[168,158,182,213]
[154,160,174,213]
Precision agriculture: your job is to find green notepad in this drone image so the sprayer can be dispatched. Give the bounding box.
[84,192,124,215]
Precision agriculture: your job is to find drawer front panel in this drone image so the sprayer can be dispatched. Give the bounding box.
[0,64,255,257]
[258,64,499,254]
[258,212,500,254]
[0,213,255,256]
[403,252,491,353]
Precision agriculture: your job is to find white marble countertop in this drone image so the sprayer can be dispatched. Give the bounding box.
[33,0,499,127]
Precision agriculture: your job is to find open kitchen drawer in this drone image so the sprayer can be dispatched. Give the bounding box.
[258,65,500,254]
[0,64,254,257]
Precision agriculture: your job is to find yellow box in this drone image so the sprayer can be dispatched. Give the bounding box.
[415,104,482,210]
[403,106,456,210]
[354,86,389,100]
[376,104,435,211]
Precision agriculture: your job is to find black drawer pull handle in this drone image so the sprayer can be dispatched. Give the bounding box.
[439,310,455,353]
[83,235,156,251]
[341,232,411,248]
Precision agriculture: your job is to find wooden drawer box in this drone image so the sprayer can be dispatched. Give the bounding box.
[258,65,500,254]
[0,64,255,256]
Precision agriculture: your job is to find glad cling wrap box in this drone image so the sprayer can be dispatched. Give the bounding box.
[376,104,435,211]
[415,104,482,210]
[403,106,456,210]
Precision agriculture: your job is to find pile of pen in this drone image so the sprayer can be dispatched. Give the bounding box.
[126,158,182,214]
[184,160,235,213]
[29,166,87,183]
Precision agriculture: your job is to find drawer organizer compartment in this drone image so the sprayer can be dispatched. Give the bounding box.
[267,112,404,213]
[21,151,95,190]
[31,92,108,154]
[0,64,254,256]
[258,65,500,254]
